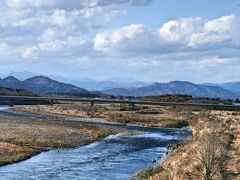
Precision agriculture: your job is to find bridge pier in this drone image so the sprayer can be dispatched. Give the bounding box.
[131,102,135,110]
[9,99,14,107]
[49,100,54,106]
[172,104,176,110]
[90,101,95,117]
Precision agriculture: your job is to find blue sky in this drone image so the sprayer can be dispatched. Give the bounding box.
[0,0,240,83]
[124,0,240,29]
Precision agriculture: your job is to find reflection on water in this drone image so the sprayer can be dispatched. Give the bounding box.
[0,132,189,180]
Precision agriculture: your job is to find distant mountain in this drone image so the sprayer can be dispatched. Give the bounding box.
[76,80,148,91]
[103,81,237,99]
[218,81,240,97]
[0,76,21,88]
[1,74,239,100]
[0,76,97,97]
[0,72,149,90]
[0,71,40,80]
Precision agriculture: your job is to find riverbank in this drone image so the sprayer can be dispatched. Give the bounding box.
[0,114,119,166]
[141,110,240,180]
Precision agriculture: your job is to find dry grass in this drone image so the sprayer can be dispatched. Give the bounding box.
[105,113,189,128]
[13,103,191,128]
[149,110,240,180]
[0,116,113,166]
[137,165,164,180]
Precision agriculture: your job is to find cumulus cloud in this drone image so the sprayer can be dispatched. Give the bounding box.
[94,15,240,55]
[22,37,92,59]
[94,24,153,54]
[0,0,154,60]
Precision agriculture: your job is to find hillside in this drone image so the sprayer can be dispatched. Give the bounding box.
[103,81,237,99]
[218,81,240,96]
[0,76,97,97]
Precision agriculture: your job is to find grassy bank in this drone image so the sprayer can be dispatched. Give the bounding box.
[137,110,240,180]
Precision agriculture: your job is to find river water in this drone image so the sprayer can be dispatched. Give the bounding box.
[0,106,191,180]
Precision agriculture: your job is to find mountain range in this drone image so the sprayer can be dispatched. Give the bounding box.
[0,71,148,91]
[217,82,240,97]
[0,76,97,97]
[103,81,239,100]
[0,74,239,100]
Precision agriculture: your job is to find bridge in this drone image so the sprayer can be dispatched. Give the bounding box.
[0,95,240,111]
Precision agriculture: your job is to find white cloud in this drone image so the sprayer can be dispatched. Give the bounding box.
[188,15,240,49]
[1,0,154,60]
[158,17,203,44]
[22,37,92,59]
[94,24,153,54]
[94,15,240,55]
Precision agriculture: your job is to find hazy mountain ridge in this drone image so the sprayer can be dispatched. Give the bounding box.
[75,80,148,91]
[218,82,240,96]
[0,73,239,100]
[0,76,96,97]
[0,71,148,91]
[103,81,238,99]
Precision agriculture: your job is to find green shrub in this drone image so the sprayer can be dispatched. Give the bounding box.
[138,165,164,180]
[96,129,115,138]
[163,120,189,128]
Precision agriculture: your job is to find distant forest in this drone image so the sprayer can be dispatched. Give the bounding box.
[140,94,234,104]
[0,87,35,96]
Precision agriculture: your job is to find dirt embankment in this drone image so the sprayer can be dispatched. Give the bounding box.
[0,115,117,166]
[146,111,240,180]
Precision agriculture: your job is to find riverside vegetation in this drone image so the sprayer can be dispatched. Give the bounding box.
[13,102,192,129]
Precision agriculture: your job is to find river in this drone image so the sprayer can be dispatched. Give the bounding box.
[0,106,191,180]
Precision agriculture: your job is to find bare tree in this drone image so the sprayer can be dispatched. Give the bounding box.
[186,132,228,180]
